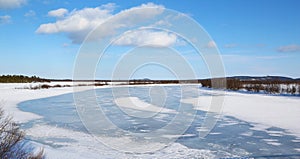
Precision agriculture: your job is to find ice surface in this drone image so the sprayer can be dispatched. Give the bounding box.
[1,83,300,158]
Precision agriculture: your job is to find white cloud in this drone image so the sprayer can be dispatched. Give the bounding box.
[0,0,26,9]
[206,41,217,48]
[36,3,165,44]
[0,15,11,24]
[24,10,36,17]
[36,4,115,43]
[277,44,300,53]
[99,3,117,11]
[113,30,177,47]
[37,7,112,33]
[48,8,68,18]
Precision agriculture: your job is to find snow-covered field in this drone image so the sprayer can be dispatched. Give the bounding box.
[181,89,300,137]
[0,83,300,158]
[0,82,74,122]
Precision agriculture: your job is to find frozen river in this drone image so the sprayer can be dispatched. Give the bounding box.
[18,85,300,158]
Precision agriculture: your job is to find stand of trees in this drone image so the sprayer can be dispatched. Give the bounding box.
[0,75,50,83]
[199,78,300,95]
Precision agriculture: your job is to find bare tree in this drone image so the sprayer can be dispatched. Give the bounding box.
[0,107,44,159]
[291,86,296,95]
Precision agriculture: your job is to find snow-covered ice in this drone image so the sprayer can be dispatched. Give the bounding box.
[181,88,300,137]
[115,97,177,114]
[1,83,300,158]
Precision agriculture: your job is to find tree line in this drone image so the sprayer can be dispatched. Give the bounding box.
[199,78,300,95]
[0,75,50,83]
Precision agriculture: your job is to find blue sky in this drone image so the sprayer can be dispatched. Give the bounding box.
[0,0,300,79]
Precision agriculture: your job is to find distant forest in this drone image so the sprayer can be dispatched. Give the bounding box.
[200,77,300,95]
[0,75,50,83]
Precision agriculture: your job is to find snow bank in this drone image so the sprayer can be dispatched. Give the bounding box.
[0,82,74,122]
[115,97,177,114]
[181,89,300,137]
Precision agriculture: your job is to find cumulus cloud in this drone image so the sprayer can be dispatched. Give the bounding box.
[36,3,165,44]
[48,8,68,18]
[36,6,113,43]
[277,44,300,53]
[99,3,116,11]
[0,0,26,9]
[0,15,11,24]
[24,10,36,17]
[37,6,112,33]
[113,30,177,47]
[206,41,217,48]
